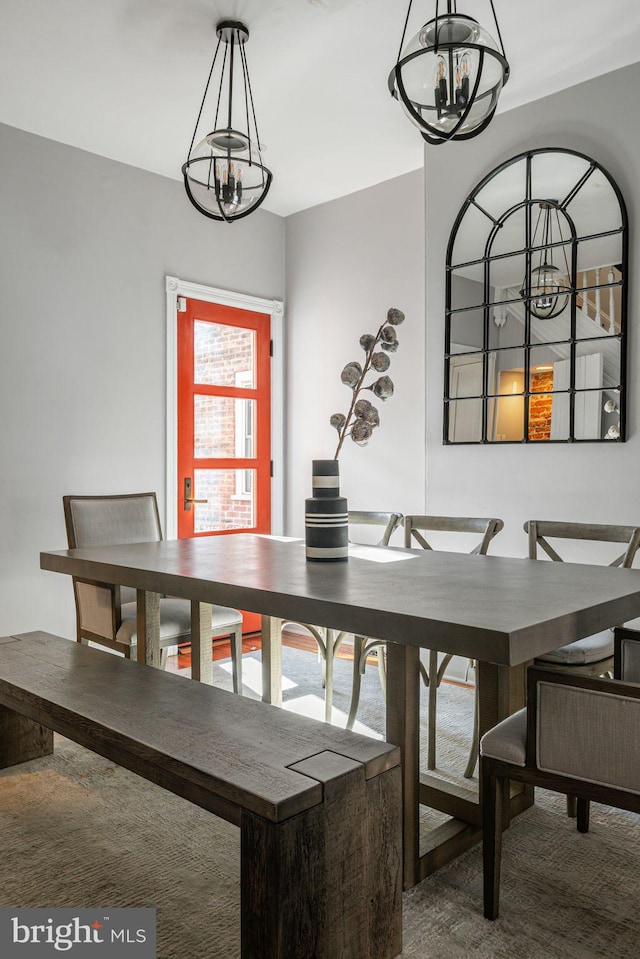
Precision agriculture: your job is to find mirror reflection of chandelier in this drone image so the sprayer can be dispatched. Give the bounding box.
[522,201,572,320]
[182,20,272,223]
[388,0,510,145]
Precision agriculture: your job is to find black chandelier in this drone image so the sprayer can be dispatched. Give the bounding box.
[389,1,509,145]
[182,20,272,223]
[521,202,572,320]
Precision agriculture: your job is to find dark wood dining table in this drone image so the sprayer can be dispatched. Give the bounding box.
[41,533,640,889]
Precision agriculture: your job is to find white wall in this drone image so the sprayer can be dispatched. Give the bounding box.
[0,123,284,638]
[284,169,425,536]
[425,62,640,561]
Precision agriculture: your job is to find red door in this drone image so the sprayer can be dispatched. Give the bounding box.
[177,296,271,633]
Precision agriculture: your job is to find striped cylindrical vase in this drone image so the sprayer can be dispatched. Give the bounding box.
[305,459,348,562]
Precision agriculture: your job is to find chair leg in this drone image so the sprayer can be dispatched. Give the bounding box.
[482,758,504,920]
[160,648,168,670]
[346,638,386,730]
[230,625,243,694]
[427,650,439,769]
[464,682,480,779]
[323,629,338,724]
[576,798,590,833]
[426,651,459,771]
[566,795,578,818]
[346,636,366,730]
[377,644,387,697]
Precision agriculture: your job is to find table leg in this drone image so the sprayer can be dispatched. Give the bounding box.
[386,653,532,888]
[261,615,282,707]
[135,590,161,667]
[190,602,213,685]
[385,641,421,890]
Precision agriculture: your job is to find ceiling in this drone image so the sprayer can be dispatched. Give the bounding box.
[1,0,639,218]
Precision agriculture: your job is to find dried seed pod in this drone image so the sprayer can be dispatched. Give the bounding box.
[387,307,405,326]
[351,418,374,445]
[341,361,362,388]
[359,333,376,352]
[368,375,394,400]
[371,351,390,371]
[366,405,380,427]
[330,413,347,431]
[381,338,399,353]
[354,398,373,418]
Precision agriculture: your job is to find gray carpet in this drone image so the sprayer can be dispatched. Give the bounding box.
[1,647,639,958]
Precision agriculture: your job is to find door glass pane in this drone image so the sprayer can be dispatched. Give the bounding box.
[193,469,255,532]
[194,320,256,387]
[194,395,255,459]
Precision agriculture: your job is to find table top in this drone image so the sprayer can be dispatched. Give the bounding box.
[41,534,640,666]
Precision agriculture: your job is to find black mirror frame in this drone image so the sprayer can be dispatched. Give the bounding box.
[443,147,628,444]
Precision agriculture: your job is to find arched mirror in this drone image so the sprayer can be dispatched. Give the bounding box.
[444,148,627,443]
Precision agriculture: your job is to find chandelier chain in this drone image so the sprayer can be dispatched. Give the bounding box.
[396,0,415,64]
[489,0,507,58]
[215,41,229,131]
[240,40,264,162]
[187,36,222,159]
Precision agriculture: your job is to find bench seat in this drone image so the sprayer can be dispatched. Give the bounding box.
[0,631,402,959]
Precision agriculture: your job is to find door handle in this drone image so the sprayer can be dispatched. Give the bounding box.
[183,477,207,511]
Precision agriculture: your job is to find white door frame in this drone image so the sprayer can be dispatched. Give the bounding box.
[165,275,284,539]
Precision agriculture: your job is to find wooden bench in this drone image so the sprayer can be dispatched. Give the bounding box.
[0,631,402,959]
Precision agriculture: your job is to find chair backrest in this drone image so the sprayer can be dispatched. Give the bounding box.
[614,628,640,683]
[527,666,640,794]
[63,492,163,549]
[524,520,640,569]
[347,510,403,547]
[403,515,504,555]
[63,493,164,648]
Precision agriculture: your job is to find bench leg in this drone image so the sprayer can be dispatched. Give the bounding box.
[240,752,402,959]
[0,703,53,768]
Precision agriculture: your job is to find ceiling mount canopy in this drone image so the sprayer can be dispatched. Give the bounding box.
[182,19,272,223]
[389,0,509,145]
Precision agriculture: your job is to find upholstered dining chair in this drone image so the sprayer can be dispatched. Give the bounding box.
[63,492,244,691]
[480,662,640,920]
[279,510,403,724]
[347,515,504,779]
[525,521,640,817]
